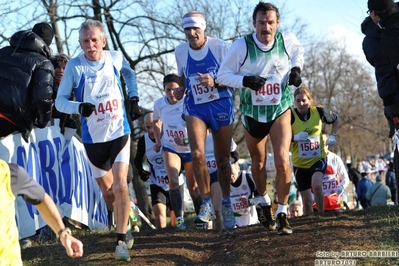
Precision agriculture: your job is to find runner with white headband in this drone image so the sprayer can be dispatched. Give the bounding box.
[174,10,236,229]
[181,16,206,30]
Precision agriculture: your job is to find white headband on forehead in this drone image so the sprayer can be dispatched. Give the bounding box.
[181,16,206,30]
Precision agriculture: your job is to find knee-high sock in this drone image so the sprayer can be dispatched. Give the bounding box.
[169,188,183,217]
[193,195,203,215]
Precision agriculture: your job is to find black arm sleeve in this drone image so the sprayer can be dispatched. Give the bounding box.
[9,163,45,205]
[134,136,146,172]
[317,107,338,124]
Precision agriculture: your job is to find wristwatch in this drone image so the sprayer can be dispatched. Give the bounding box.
[214,78,219,88]
[57,227,72,238]
[183,138,189,146]
[130,96,139,102]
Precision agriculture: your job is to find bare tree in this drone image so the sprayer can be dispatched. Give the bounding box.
[1,0,307,140]
[303,41,388,163]
[2,0,384,162]
[3,0,386,218]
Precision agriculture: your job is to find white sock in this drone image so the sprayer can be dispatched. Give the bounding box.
[261,193,271,205]
[276,203,288,217]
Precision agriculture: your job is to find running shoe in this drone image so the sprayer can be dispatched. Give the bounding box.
[176,217,187,230]
[222,204,236,229]
[260,205,277,231]
[126,229,134,249]
[194,202,216,223]
[250,196,276,230]
[195,222,209,230]
[115,240,131,262]
[276,212,293,235]
[126,207,136,249]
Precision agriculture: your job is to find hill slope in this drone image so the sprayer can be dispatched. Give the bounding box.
[22,206,399,266]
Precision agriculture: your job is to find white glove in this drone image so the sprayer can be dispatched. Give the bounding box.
[293,132,308,141]
[326,134,337,146]
[336,184,344,195]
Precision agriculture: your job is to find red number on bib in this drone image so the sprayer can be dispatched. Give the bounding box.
[256,83,280,95]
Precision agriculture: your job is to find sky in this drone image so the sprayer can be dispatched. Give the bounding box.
[269,0,371,68]
[1,0,370,68]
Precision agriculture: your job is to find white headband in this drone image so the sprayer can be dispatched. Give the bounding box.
[181,16,206,30]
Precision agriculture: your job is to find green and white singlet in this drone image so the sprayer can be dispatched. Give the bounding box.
[239,33,292,123]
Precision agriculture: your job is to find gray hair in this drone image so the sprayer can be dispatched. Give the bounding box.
[183,10,204,19]
[79,19,107,40]
[51,53,70,68]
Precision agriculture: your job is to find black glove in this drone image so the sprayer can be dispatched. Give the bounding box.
[288,67,302,87]
[33,99,53,128]
[139,170,151,182]
[130,97,142,121]
[79,103,95,117]
[243,76,266,91]
[64,117,77,129]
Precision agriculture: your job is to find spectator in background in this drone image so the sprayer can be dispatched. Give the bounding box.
[0,159,83,265]
[361,12,399,140]
[385,161,397,204]
[50,53,79,135]
[375,167,387,185]
[346,160,361,208]
[51,53,71,91]
[0,22,54,142]
[366,0,399,133]
[366,174,391,206]
[288,200,303,218]
[366,0,399,204]
[134,112,183,229]
[55,19,141,262]
[358,159,372,174]
[357,170,374,209]
[375,157,387,172]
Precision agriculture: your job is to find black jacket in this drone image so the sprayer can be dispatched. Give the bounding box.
[381,9,399,66]
[0,30,54,142]
[377,3,399,105]
[362,16,399,105]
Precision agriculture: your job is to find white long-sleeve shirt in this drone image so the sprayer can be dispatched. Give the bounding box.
[217,32,304,89]
[55,51,138,143]
[325,151,350,194]
[55,50,138,115]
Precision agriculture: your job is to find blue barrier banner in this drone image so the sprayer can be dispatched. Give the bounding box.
[0,120,108,239]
